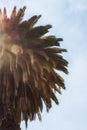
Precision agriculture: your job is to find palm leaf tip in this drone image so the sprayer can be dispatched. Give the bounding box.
[57,38,63,41]
[0,7,68,127]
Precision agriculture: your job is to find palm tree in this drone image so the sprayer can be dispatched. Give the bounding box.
[0,7,68,130]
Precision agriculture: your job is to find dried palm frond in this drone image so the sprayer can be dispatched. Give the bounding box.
[0,7,68,128]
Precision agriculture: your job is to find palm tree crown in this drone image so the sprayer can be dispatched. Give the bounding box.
[0,7,68,128]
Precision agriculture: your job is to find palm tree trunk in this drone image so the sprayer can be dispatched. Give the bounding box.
[0,118,21,130]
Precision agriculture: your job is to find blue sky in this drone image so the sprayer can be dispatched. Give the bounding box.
[0,0,87,130]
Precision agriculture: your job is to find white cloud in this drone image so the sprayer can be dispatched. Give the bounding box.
[68,55,87,102]
[69,0,87,13]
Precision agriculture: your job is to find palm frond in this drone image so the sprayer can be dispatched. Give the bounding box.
[0,7,68,127]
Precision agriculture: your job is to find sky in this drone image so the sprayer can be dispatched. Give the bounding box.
[0,0,87,130]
